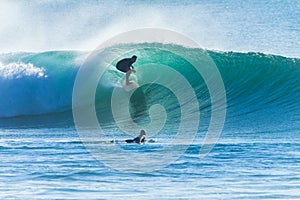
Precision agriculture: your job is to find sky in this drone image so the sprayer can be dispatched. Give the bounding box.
[0,0,299,57]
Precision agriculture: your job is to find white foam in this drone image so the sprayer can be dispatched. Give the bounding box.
[0,62,47,79]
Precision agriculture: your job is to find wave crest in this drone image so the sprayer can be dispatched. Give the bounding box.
[0,62,47,79]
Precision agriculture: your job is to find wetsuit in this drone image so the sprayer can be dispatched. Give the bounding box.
[125,135,146,144]
[116,58,135,73]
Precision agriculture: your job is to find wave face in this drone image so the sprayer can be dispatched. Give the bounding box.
[0,45,299,130]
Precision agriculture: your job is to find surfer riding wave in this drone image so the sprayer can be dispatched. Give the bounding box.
[116,55,137,85]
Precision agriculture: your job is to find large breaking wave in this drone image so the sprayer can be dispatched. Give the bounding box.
[0,44,299,130]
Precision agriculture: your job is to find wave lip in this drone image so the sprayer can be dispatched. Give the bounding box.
[0,62,47,79]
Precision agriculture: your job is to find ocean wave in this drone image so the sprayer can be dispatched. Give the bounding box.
[0,51,85,117]
[0,45,299,129]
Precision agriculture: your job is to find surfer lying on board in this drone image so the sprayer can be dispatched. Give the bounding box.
[125,129,146,144]
[116,55,137,85]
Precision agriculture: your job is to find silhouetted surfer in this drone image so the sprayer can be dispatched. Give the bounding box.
[116,55,137,85]
[125,130,146,144]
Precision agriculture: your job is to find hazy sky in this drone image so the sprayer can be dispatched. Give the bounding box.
[0,0,222,52]
[0,0,299,57]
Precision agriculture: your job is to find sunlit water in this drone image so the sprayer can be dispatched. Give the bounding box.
[0,126,299,199]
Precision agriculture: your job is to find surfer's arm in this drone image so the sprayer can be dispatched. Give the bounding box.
[130,65,136,72]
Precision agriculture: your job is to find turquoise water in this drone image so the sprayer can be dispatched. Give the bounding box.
[1,0,300,199]
[1,43,299,198]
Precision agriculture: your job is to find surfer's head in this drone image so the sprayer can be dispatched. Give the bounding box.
[140,129,146,136]
[131,55,137,62]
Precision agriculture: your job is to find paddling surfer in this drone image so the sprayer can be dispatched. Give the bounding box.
[125,130,146,144]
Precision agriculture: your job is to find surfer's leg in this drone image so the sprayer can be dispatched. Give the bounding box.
[125,70,133,85]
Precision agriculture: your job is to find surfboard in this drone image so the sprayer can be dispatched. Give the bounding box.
[124,138,155,144]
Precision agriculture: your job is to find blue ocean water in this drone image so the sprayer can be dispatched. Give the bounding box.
[1,127,299,199]
[0,1,300,199]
